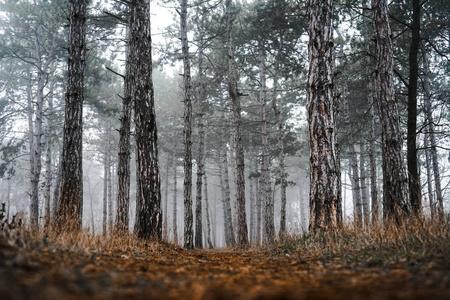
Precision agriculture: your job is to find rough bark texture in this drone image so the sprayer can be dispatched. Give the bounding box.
[194,41,206,249]
[218,143,236,247]
[226,0,248,245]
[257,40,274,243]
[372,0,410,220]
[56,0,88,230]
[366,58,379,224]
[307,0,341,231]
[132,0,162,240]
[180,0,194,249]
[115,25,132,233]
[407,0,422,215]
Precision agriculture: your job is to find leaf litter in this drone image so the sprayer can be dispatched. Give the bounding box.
[1,236,449,300]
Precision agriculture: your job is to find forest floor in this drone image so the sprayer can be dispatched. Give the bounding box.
[1,224,450,300]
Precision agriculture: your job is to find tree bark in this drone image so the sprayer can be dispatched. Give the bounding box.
[180,0,194,249]
[307,0,341,231]
[132,0,162,240]
[407,0,422,215]
[107,138,113,233]
[194,38,206,249]
[372,0,410,220]
[115,24,132,234]
[218,140,235,247]
[56,0,88,230]
[103,146,108,236]
[226,0,248,245]
[424,133,435,217]
[44,125,52,230]
[204,170,213,249]
[360,138,370,227]
[172,148,179,243]
[258,39,274,243]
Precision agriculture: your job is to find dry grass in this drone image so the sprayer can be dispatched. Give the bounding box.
[277,216,450,265]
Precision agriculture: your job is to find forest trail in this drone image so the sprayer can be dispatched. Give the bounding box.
[1,239,449,300]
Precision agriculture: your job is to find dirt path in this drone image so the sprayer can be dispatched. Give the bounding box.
[0,242,449,300]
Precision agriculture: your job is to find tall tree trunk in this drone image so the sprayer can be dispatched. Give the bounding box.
[115,24,132,233]
[226,0,248,245]
[180,0,194,249]
[363,15,379,224]
[421,43,443,216]
[407,0,422,215]
[372,0,410,220]
[249,147,257,243]
[132,0,162,240]
[307,0,341,231]
[194,40,207,249]
[103,146,108,236]
[57,0,88,230]
[367,65,379,224]
[258,39,274,243]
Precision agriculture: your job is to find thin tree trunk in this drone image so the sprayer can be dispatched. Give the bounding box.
[226,0,247,245]
[44,127,52,230]
[204,170,213,249]
[255,161,262,245]
[360,138,370,226]
[367,67,379,224]
[372,0,410,220]
[249,147,256,243]
[163,152,170,240]
[407,0,422,215]
[103,146,108,236]
[421,43,443,216]
[107,139,113,233]
[194,41,207,248]
[180,0,194,249]
[57,0,88,230]
[52,149,62,219]
[424,133,435,217]
[172,148,178,244]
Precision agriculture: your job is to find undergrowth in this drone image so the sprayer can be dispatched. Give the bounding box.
[2,201,449,268]
[277,216,450,266]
